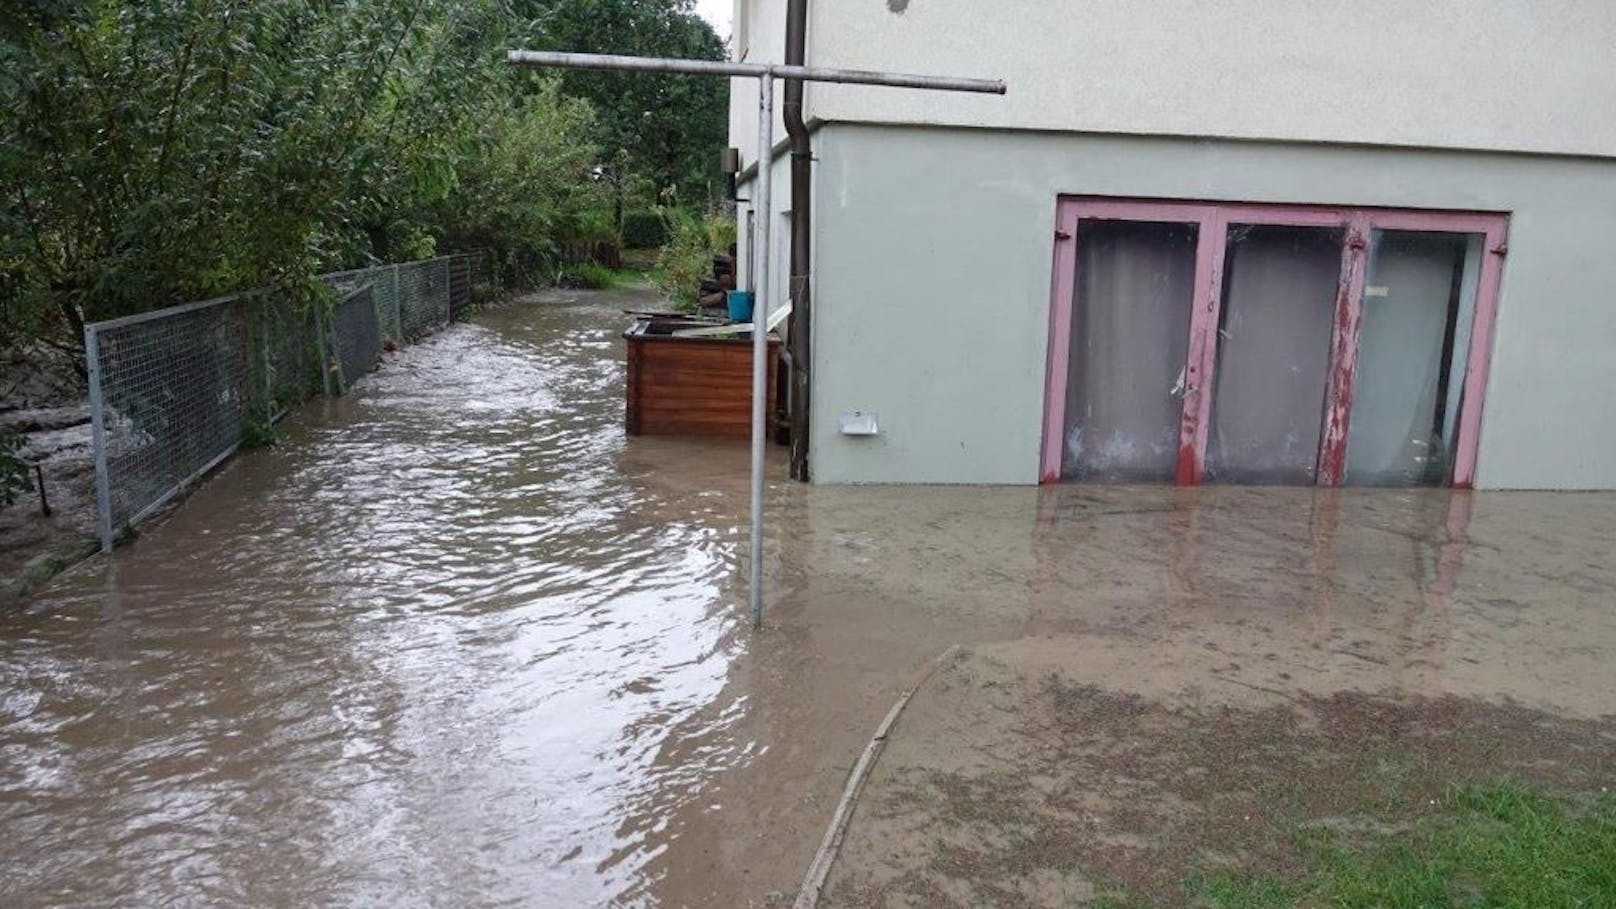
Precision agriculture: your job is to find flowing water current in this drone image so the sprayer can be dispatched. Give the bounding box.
[2,292,758,907]
[7,289,1616,908]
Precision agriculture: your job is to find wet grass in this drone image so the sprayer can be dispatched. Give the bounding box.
[559,262,632,289]
[1100,779,1616,907]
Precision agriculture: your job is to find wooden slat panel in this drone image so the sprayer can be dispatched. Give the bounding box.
[638,364,773,387]
[636,369,778,388]
[637,413,758,437]
[639,406,753,422]
[624,336,642,435]
[638,359,758,378]
[637,383,758,402]
[637,360,745,377]
[639,392,761,410]
[625,332,778,438]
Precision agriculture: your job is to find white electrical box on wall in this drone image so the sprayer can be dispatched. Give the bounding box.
[839,411,880,436]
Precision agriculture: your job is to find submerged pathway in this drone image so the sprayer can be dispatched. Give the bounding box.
[5,288,1616,907]
[1,289,767,906]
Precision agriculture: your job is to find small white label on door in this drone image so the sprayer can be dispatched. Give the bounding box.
[1365,285,1390,297]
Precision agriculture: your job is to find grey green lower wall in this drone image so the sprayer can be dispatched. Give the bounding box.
[807,122,1616,489]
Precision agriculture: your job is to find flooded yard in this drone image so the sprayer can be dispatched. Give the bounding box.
[3,288,1614,907]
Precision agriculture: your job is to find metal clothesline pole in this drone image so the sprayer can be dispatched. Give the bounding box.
[507,51,1006,94]
[749,69,775,630]
[508,50,1005,628]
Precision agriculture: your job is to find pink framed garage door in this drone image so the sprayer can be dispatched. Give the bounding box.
[1040,198,1509,488]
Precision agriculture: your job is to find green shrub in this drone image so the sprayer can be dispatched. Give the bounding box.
[622,210,670,249]
[652,211,715,312]
[1,3,610,341]
[573,208,618,246]
[240,415,279,451]
[706,215,737,252]
[1,428,30,508]
[565,262,618,289]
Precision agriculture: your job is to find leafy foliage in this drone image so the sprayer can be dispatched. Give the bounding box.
[1,0,726,353]
[522,0,728,227]
[419,80,604,279]
[652,208,726,313]
[705,214,737,252]
[621,210,669,249]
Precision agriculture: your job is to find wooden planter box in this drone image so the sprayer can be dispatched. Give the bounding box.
[624,320,780,438]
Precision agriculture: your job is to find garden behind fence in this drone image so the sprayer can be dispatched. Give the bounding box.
[85,252,495,552]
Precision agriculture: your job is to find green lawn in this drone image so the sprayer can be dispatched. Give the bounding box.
[560,261,654,290]
[1100,780,1616,908]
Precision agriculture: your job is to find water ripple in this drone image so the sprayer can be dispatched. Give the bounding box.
[1,295,751,908]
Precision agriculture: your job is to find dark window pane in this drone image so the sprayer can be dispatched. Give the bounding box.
[1206,225,1343,485]
[1061,220,1197,481]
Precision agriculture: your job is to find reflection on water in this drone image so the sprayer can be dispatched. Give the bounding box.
[1,294,758,907]
[6,292,1616,908]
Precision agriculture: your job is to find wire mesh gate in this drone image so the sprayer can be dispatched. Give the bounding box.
[85,252,493,552]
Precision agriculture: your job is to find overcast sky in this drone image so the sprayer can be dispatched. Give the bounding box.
[693,0,733,42]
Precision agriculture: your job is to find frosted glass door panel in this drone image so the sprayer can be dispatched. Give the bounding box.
[1205,225,1344,485]
[1061,220,1197,481]
[1344,231,1482,486]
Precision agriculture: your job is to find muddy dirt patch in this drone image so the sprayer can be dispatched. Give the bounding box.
[825,647,1615,908]
[1,344,96,602]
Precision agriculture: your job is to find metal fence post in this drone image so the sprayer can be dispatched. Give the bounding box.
[84,324,115,553]
[371,271,386,337]
[315,299,333,398]
[392,264,403,338]
[260,302,273,420]
[439,256,451,327]
[329,299,348,396]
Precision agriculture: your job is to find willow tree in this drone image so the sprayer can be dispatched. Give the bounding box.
[521,0,728,226]
[0,0,603,351]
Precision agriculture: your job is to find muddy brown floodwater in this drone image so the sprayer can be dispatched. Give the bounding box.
[4,288,1616,908]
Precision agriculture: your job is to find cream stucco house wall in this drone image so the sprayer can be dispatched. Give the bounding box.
[730,0,1616,489]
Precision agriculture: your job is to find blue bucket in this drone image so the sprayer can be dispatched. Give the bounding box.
[726,290,755,323]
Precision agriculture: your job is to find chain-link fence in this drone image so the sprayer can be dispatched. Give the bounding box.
[258,291,323,419]
[86,293,254,549]
[447,250,497,321]
[400,257,450,341]
[85,251,496,552]
[322,265,402,345]
[326,285,381,395]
